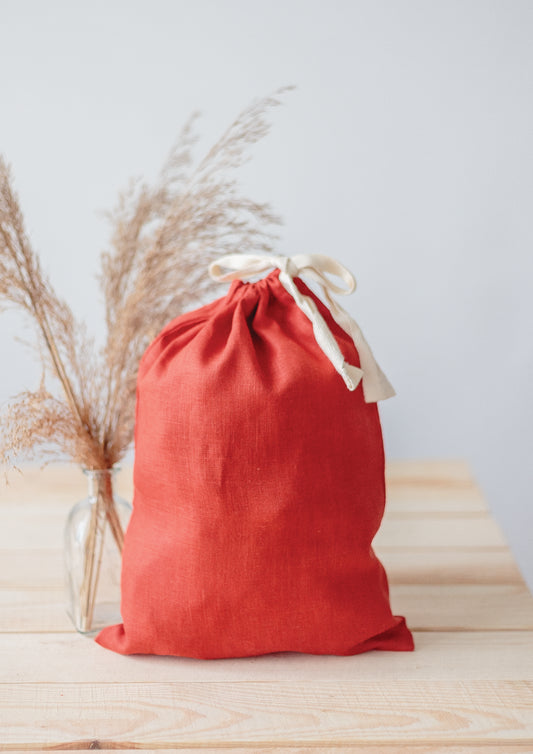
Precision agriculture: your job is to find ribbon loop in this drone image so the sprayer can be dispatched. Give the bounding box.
[208,253,395,402]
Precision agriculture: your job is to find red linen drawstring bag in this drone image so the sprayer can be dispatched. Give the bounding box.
[96,253,414,658]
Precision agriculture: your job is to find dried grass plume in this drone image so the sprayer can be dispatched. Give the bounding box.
[0,86,293,471]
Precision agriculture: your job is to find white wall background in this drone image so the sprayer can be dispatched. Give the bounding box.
[1,0,532,589]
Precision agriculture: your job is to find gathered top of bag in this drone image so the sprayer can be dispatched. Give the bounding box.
[209,253,395,403]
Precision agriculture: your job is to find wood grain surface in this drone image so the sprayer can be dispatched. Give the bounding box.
[1,461,532,751]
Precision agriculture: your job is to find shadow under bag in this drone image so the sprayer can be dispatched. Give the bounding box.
[96,254,415,658]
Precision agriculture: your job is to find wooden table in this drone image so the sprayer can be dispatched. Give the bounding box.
[1,460,533,751]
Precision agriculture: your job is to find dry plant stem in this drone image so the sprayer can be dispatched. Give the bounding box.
[80,474,116,632]
[87,504,107,631]
[0,227,85,430]
[28,302,82,427]
[79,496,103,631]
[102,472,124,551]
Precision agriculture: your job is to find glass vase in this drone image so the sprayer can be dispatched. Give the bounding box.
[64,467,131,634]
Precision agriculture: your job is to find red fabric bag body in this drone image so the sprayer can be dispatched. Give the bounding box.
[96,254,414,658]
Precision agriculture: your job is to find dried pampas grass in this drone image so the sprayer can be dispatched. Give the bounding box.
[0,86,291,473]
[0,86,292,632]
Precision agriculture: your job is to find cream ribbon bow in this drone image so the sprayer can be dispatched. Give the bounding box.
[209,253,395,402]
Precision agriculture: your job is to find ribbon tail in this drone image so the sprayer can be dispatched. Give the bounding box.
[325,292,396,403]
[342,362,364,392]
[279,270,360,392]
[350,323,396,402]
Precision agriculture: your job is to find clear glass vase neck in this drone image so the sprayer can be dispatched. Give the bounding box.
[82,467,120,502]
